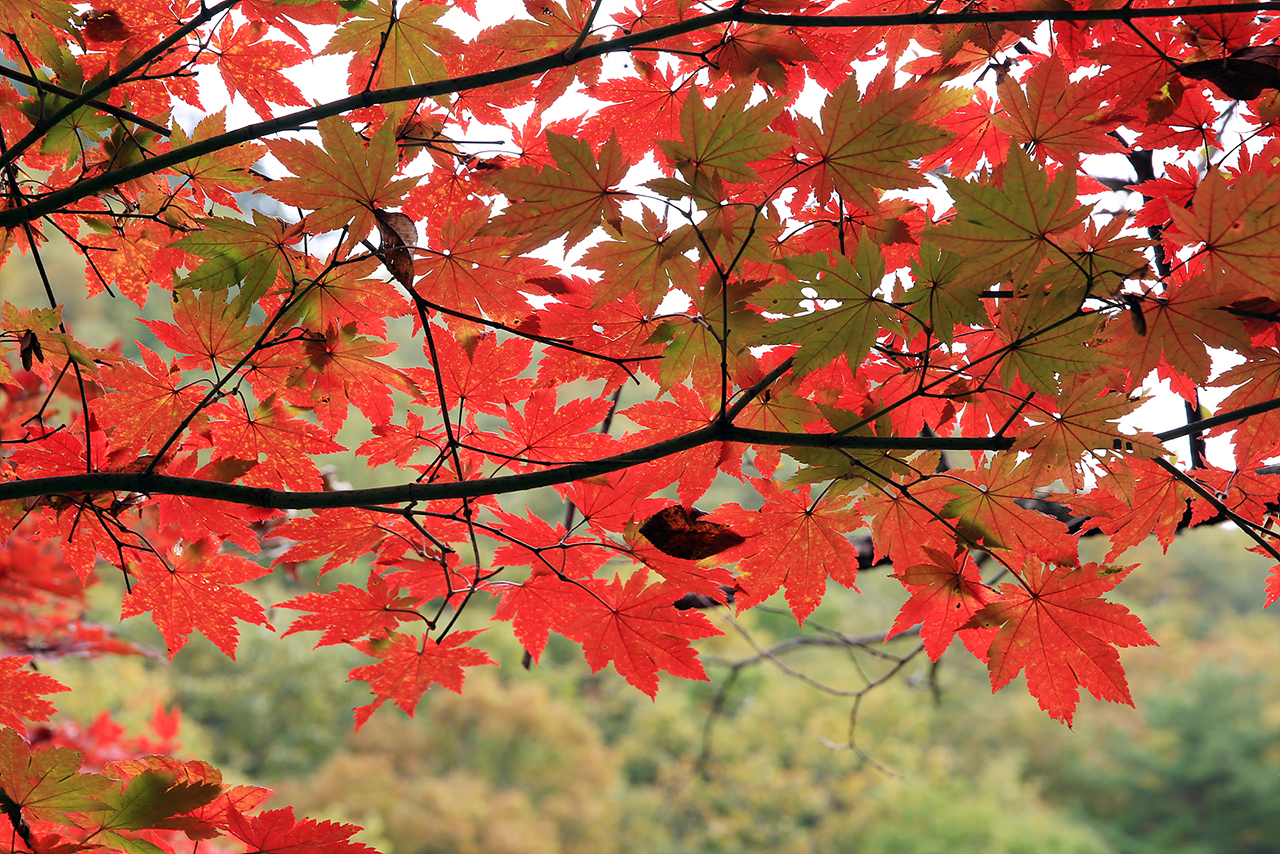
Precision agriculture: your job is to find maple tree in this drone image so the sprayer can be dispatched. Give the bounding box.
[4,0,1280,848]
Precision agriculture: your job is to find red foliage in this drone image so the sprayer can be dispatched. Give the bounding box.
[4,0,1280,848]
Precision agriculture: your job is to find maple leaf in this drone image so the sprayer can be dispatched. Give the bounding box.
[268,117,418,251]
[886,547,999,662]
[941,455,1078,564]
[796,72,953,210]
[918,88,1005,176]
[657,85,787,186]
[1010,374,1164,490]
[1101,276,1252,399]
[558,570,722,697]
[975,289,1107,397]
[711,481,864,624]
[927,144,1087,289]
[321,0,461,91]
[121,540,272,659]
[153,455,273,555]
[858,478,961,568]
[279,572,420,647]
[285,322,421,435]
[270,509,390,574]
[94,344,205,454]
[488,508,611,579]
[168,110,264,211]
[753,239,901,377]
[409,208,556,325]
[0,660,68,737]
[350,630,495,729]
[356,412,445,468]
[174,213,308,311]
[142,285,260,374]
[992,54,1123,161]
[489,389,616,469]
[580,207,700,314]
[211,19,307,121]
[1165,168,1280,297]
[622,385,744,507]
[483,131,633,253]
[413,324,533,416]
[964,561,1157,726]
[88,768,222,854]
[585,62,687,155]
[0,726,112,842]
[206,398,345,492]
[227,807,376,854]
[490,573,596,665]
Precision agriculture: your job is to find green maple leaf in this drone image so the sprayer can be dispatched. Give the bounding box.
[657,85,788,185]
[991,288,1106,396]
[900,242,989,347]
[0,727,113,826]
[927,144,1087,288]
[170,109,265,209]
[174,213,308,311]
[580,207,700,314]
[484,131,634,253]
[1010,374,1164,490]
[91,769,222,854]
[753,238,901,377]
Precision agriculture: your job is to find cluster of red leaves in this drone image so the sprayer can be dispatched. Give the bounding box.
[1,4,1280,823]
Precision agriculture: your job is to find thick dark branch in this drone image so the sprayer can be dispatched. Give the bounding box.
[2,1,1276,227]
[0,424,1018,510]
[8,390,1280,511]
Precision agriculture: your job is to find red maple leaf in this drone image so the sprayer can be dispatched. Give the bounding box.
[490,573,596,665]
[0,659,69,731]
[489,389,616,469]
[211,19,307,120]
[121,540,272,659]
[413,324,533,416]
[94,344,204,454]
[206,398,345,491]
[270,509,391,575]
[227,807,376,854]
[558,570,722,697]
[886,547,999,662]
[349,630,494,729]
[278,571,421,648]
[964,561,1157,726]
[711,481,863,623]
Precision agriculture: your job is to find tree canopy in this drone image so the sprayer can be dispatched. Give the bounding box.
[2,0,1280,849]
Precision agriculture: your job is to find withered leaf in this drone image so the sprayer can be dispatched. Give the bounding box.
[374,209,418,288]
[1178,44,1280,100]
[639,505,745,560]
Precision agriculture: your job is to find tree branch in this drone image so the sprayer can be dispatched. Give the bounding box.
[3,0,1276,226]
